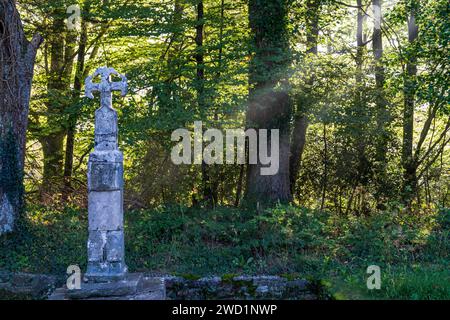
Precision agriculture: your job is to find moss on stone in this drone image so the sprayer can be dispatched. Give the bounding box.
[0,289,35,300]
[280,273,300,281]
[176,273,201,281]
[221,273,238,283]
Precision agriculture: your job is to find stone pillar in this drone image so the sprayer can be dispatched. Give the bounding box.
[84,67,128,280]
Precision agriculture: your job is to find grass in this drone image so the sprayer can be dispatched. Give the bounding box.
[325,264,450,300]
[0,204,448,299]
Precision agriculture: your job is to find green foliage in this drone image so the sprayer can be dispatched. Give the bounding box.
[5,0,448,301]
[1,204,448,299]
[15,0,448,209]
[331,264,450,300]
[374,265,450,300]
[0,205,87,273]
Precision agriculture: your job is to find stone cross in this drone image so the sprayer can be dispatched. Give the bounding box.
[84,67,128,280]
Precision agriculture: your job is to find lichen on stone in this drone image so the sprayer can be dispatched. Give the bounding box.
[0,193,14,234]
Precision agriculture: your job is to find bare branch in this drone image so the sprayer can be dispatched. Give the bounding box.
[417,117,450,166]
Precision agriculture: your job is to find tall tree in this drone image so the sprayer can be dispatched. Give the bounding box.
[0,0,42,234]
[372,0,388,187]
[63,4,89,198]
[289,0,321,195]
[401,2,419,201]
[355,0,366,106]
[245,0,292,204]
[194,0,214,205]
[40,4,75,195]
[63,1,106,199]
[354,0,370,188]
[400,0,450,204]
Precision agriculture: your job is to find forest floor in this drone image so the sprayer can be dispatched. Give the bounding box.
[0,204,448,300]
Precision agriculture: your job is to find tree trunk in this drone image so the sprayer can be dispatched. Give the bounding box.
[0,0,43,234]
[354,0,370,186]
[245,0,292,205]
[355,0,365,95]
[321,123,328,210]
[195,0,213,205]
[289,0,320,195]
[40,9,75,195]
[289,115,308,195]
[372,0,388,182]
[402,6,419,202]
[63,3,90,199]
[235,161,244,207]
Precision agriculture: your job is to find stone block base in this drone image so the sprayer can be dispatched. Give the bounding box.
[85,261,128,281]
[48,274,165,300]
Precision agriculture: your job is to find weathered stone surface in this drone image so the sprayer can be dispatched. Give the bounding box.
[89,149,123,163]
[286,279,308,291]
[67,274,141,299]
[95,106,118,135]
[164,275,315,300]
[0,272,62,300]
[88,162,123,191]
[88,190,123,231]
[0,194,14,235]
[85,66,127,100]
[137,276,165,292]
[2,272,320,300]
[87,230,106,262]
[47,287,68,300]
[86,261,128,279]
[106,230,124,262]
[94,107,118,150]
[48,273,165,300]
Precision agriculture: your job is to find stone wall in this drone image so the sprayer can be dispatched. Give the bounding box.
[0,272,327,300]
[0,272,63,300]
[164,275,321,300]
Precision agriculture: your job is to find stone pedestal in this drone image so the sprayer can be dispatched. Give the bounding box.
[86,149,127,279]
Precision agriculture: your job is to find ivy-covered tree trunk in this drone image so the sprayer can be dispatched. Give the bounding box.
[0,0,42,234]
[245,0,292,204]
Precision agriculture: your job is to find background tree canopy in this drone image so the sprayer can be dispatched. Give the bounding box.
[12,0,447,211]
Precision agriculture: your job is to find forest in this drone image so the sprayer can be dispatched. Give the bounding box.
[0,0,449,299]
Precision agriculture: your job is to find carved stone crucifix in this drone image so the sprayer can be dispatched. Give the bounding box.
[86,67,127,151]
[85,66,127,105]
